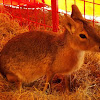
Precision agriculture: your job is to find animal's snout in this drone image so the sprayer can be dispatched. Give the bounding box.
[91,45,100,52]
[97,45,100,52]
[99,46,100,50]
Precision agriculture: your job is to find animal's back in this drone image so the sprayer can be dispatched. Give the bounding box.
[0,31,58,83]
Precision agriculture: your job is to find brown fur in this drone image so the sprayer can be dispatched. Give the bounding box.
[0,5,100,91]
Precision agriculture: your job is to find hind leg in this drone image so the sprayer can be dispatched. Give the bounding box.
[6,73,22,90]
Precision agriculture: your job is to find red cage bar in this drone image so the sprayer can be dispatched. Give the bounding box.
[51,0,59,32]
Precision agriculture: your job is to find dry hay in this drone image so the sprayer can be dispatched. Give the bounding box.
[0,12,29,51]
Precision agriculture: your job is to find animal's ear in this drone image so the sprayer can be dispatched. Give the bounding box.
[71,4,83,19]
[64,14,76,34]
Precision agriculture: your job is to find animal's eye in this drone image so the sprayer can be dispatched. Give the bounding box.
[79,34,87,39]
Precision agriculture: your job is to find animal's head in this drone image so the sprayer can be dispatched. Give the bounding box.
[64,5,100,52]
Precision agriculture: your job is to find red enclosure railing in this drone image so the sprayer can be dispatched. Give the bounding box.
[0,0,100,31]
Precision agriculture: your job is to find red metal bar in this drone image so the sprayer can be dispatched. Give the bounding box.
[3,0,4,5]
[93,0,95,26]
[18,0,22,26]
[26,0,30,30]
[11,0,12,5]
[84,0,85,18]
[43,0,46,29]
[11,14,53,28]
[81,0,100,5]
[34,0,38,23]
[51,0,59,32]
[74,0,76,4]
[65,0,67,14]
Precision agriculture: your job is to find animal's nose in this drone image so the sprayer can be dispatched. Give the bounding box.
[99,46,100,51]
